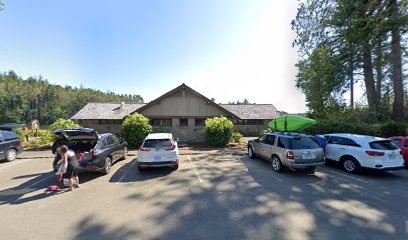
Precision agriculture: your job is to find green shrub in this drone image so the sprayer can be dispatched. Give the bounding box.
[231,132,243,143]
[379,121,407,137]
[120,114,152,148]
[50,118,81,131]
[204,117,234,147]
[14,128,25,142]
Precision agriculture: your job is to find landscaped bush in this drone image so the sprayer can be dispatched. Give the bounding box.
[120,114,152,148]
[304,119,407,138]
[231,132,243,143]
[204,117,234,147]
[50,118,81,131]
[13,128,25,142]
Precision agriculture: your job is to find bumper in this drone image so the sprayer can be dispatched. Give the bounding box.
[283,160,325,169]
[366,166,404,171]
[138,160,179,168]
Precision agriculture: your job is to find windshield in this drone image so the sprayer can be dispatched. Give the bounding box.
[143,139,172,148]
[369,140,399,150]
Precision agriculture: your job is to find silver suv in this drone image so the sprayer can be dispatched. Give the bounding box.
[247,132,324,173]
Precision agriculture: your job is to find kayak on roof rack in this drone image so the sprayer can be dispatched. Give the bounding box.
[268,115,316,132]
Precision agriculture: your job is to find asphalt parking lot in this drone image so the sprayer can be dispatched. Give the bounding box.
[1,149,408,240]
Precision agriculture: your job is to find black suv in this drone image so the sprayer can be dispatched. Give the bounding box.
[52,128,128,175]
[0,131,23,162]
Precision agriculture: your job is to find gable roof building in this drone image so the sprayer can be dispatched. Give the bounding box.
[71,83,280,142]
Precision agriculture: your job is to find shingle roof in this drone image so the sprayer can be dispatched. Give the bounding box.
[71,103,146,120]
[220,104,279,120]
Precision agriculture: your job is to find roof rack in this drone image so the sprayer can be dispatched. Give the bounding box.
[271,131,311,137]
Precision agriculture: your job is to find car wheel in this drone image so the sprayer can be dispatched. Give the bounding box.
[100,157,112,175]
[121,147,128,160]
[248,147,255,159]
[271,155,283,172]
[6,149,17,162]
[342,158,359,173]
[172,164,179,171]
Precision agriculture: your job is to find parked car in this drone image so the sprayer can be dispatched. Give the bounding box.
[390,136,408,167]
[0,131,23,162]
[52,128,128,175]
[247,132,324,173]
[324,134,404,173]
[137,133,179,171]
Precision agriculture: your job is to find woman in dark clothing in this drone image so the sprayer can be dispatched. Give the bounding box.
[59,145,80,190]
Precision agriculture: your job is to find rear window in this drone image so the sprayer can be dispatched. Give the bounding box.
[278,137,320,149]
[2,131,18,141]
[143,139,172,148]
[392,139,401,147]
[369,140,399,150]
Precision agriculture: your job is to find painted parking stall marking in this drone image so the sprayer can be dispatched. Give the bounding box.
[188,155,203,183]
[322,167,369,184]
[116,159,138,184]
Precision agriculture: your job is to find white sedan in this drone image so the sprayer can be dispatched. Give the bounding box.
[137,133,179,171]
[324,133,404,173]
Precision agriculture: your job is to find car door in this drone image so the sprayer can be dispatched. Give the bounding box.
[0,133,5,159]
[262,135,276,160]
[111,134,123,160]
[106,135,118,161]
[252,135,267,158]
[325,136,343,161]
[402,139,408,162]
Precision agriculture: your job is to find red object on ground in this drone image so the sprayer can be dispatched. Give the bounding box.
[47,185,61,192]
[390,137,408,166]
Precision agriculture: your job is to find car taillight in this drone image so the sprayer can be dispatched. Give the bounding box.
[165,143,176,151]
[286,151,294,160]
[139,146,151,152]
[365,151,385,157]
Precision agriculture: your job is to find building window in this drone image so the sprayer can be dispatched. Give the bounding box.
[195,118,206,127]
[180,118,188,127]
[235,119,264,125]
[150,118,172,127]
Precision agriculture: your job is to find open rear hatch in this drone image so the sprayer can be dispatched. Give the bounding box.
[52,128,98,141]
[52,128,98,161]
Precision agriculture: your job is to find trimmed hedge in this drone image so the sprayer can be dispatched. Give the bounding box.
[304,120,407,137]
[204,117,234,147]
[120,114,152,148]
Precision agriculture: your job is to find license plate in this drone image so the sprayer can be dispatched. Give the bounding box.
[154,156,161,161]
[303,154,314,159]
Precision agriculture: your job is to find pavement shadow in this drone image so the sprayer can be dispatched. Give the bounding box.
[0,170,103,205]
[120,149,408,240]
[109,158,173,183]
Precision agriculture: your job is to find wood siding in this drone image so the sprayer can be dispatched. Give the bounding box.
[139,89,228,117]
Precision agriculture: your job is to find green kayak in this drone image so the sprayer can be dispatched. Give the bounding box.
[268,115,316,132]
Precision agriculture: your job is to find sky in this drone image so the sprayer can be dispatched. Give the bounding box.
[0,0,307,113]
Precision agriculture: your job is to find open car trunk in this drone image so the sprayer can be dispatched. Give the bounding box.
[52,128,99,161]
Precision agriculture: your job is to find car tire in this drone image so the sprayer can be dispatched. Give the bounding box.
[5,149,17,162]
[271,155,283,172]
[172,164,179,171]
[100,157,112,175]
[248,146,255,159]
[341,157,359,174]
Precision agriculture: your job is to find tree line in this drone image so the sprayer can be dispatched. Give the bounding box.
[292,0,407,121]
[0,71,143,125]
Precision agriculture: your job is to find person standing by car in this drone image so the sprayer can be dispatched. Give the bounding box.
[59,145,80,191]
[22,126,29,142]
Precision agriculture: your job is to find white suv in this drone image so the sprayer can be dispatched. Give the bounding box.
[137,133,179,171]
[324,134,404,173]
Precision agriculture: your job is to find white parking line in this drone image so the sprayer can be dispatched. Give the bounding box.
[0,159,30,171]
[188,155,203,183]
[116,160,138,184]
[23,173,55,190]
[323,168,369,184]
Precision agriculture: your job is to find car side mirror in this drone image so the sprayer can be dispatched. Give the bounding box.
[175,138,179,142]
[254,139,259,142]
